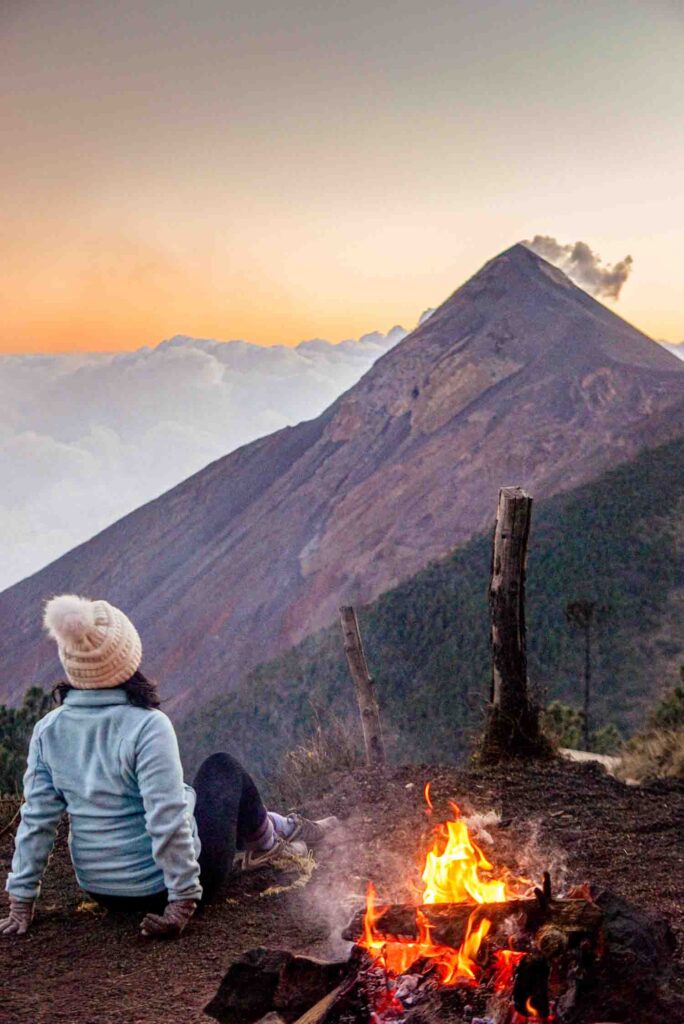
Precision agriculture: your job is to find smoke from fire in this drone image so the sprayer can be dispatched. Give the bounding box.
[524,235,633,299]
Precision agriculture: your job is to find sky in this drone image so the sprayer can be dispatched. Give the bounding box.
[2,0,684,354]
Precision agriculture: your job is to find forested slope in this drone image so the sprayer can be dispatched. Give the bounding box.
[179,438,684,776]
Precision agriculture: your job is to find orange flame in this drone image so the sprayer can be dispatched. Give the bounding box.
[360,883,490,987]
[424,781,433,812]
[492,947,526,991]
[422,802,528,905]
[359,802,530,990]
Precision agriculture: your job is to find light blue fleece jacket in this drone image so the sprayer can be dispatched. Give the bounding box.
[6,688,202,902]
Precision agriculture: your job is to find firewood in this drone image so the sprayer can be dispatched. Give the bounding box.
[290,984,344,1024]
[342,898,603,949]
[513,953,550,1017]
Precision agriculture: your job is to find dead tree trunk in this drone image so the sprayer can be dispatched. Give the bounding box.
[583,620,592,750]
[481,487,548,762]
[565,599,609,751]
[339,606,385,766]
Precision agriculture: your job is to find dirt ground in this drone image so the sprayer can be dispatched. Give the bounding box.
[1,758,683,1024]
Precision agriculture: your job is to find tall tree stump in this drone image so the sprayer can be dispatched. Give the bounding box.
[339,606,385,765]
[481,487,548,761]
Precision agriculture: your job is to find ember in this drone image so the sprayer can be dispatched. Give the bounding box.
[491,948,525,990]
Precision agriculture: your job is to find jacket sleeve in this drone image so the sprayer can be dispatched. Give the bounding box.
[5,725,66,900]
[133,712,202,902]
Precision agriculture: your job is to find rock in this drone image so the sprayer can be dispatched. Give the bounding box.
[273,954,346,1015]
[204,947,347,1024]
[205,949,291,1024]
[595,889,676,976]
[579,890,682,1024]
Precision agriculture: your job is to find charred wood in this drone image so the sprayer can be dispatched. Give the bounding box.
[342,898,603,949]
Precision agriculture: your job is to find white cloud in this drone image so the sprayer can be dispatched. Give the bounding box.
[0,325,409,590]
[661,342,684,361]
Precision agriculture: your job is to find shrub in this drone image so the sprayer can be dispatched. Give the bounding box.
[618,676,684,782]
[542,701,622,754]
[648,678,684,730]
[0,687,52,796]
[620,726,684,782]
[267,706,361,807]
[590,722,622,755]
[0,796,21,833]
[542,701,584,749]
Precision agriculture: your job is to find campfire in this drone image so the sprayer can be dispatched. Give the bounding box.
[206,785,677,1024]
[346,786,582,1023]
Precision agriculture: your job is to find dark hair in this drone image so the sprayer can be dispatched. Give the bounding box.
[52,669,161,709]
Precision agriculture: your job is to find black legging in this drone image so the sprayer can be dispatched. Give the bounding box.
[90,752,267,911]
[193,751,267,898]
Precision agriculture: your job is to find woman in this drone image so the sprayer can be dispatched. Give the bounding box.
[1,594,334,939]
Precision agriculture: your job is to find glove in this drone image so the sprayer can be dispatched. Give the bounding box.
[0,895,35,936]
[140,898,197,939]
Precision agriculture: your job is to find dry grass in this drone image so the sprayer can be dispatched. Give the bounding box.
[618,725,684,783]
[269,709,360,807]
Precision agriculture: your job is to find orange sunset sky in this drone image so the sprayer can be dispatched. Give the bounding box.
[2,0,684,354]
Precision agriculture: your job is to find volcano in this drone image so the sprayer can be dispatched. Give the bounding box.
[1,243,682,710]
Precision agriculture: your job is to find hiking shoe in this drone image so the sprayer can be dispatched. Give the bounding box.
[286,813,340,847]
[240,835,309,871]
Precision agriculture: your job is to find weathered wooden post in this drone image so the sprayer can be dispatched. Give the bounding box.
[481,486,548,761]
[339,606,385,766]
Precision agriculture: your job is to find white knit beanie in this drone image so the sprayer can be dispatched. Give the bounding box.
[43,594,142,690]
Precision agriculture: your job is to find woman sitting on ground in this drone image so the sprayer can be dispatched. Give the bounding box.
[1,594,335,939]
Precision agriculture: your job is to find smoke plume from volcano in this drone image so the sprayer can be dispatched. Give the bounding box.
[525,235,633,299]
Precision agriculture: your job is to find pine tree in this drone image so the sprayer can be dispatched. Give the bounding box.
[0,687,52,795]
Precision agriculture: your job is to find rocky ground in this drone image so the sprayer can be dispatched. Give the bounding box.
[1,758,683,1024]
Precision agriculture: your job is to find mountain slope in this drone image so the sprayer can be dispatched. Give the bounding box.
[178,437,684,776]
[1,243,682,711]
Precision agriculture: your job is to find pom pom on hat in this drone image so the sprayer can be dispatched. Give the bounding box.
[43,593,142,690]
[43,594,98,646]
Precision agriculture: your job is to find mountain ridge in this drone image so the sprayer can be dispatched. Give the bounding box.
[0,244,681,713]
[178,435,684,777]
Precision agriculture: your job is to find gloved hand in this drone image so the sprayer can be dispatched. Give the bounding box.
[0,895,35,936]
[140,898,197,939]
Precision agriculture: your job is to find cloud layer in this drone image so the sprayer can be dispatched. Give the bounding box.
[525,235,633,299]
[1,291,677,593]
[661,342,684,361]
[0,325,410,590]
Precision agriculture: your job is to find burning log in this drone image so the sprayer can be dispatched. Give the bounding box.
[342,897,603,951]
[512,953,550,1019]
